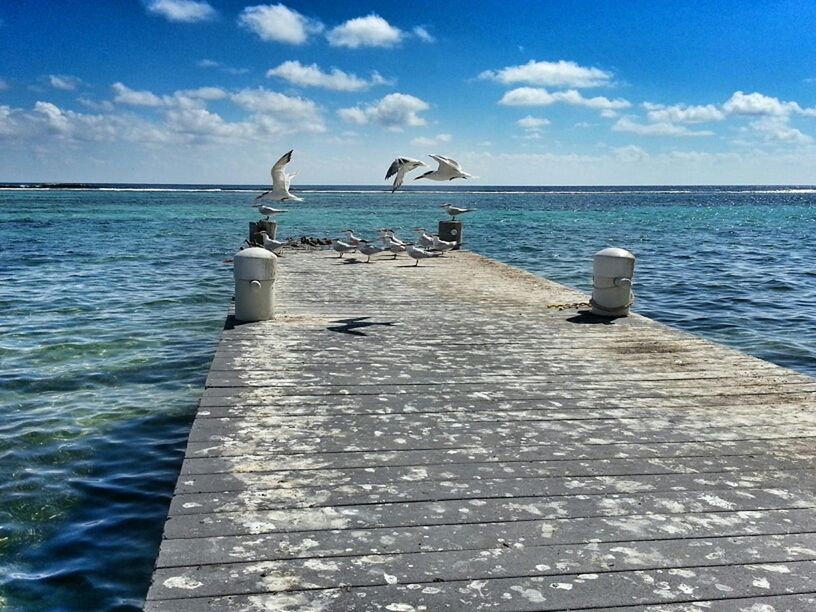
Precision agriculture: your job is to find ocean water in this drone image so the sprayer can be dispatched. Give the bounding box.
[0,185,814,609]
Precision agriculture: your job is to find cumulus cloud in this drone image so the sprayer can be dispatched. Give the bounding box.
[238,4,324,44]
[145,0,216,23]
[266,60,389,91]
[48,74,83,91]
[327,14,403,48]
[231,87,325,132]
[175,86,228,100]
[517,115,551,130]
[643,102,725,124]
[338,93,429,130]
[612,117,713,137]
[723,90,816,117]
[748,116,813,144]
[499,87,631,111]
[410,133,451,147]
[112,82,165,107]
[480,60,613,88]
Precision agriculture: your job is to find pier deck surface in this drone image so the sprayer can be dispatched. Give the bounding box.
[146,249,816,611]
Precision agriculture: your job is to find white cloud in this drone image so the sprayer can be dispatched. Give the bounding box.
[517,115,551,130]
[266,60,389,91]
[499,87,631,111]
[614,145,649,162]
[327,14,403,48]
[48,74,83,91]
[410,133,451,147]
[643,102,725,124]
[480,59,613,88]
[175,86,228,100]
[723,91,808,117]
[338,93,429,130]
[413,26,434,43]
[145,0,216,23]
[238,4,323,44]
[612,117,713,137]
[196,58,249,75]
[112,82,165,107]
[231,87,325,132]
[748,116,813,144]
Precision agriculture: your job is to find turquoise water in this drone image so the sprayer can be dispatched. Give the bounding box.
[0,186,814,609]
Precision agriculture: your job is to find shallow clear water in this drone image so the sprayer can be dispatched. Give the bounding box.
[0,186,814,609]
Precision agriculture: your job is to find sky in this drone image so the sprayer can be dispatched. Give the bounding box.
[1,0,816,185]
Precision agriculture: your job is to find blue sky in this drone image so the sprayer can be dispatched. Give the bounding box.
[2,0,816,184]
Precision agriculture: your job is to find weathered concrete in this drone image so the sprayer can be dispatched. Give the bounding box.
[146,249,816,611]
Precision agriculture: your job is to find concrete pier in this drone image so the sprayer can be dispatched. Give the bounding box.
[146,249,816,610]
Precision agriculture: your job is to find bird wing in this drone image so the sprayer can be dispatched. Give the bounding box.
[429,154,461,171]
[270,150,294,188]
[384,158,402,180]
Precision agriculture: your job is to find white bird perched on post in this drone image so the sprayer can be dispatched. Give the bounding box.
[343,229,363,246]
[385,157,426,192]
[441,203,476,219]
[405,243,442,266]
[413,227,435,248]
[259,231,287,253]
[251,204,287,220]
[414,154,475,182]
[256,149,303,202]
[431,235,457,254]
[332,239,357,258]
[357,240,385,263]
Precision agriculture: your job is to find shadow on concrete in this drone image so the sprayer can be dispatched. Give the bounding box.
[566,310,618,325]
[327,317,397,337]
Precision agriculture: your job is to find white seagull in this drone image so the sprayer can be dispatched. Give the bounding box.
[343,229,364,246]
[441,203,476,219]
[385,157,426,192]
[405,244,442,266]
[357,240,385,263]
[382,233,406,259]
[332,239,357,258]
[431,235,457,254]
[251,204,287,220]
[259,231,287,253]
[256,150,303,202]
[414,227,435,248]
[414,154,475,182]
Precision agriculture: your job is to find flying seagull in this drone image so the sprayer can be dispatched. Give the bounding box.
[256,150,303,202]
[251,204,287,220]
[385,157,426,192]
[414,154,475,182]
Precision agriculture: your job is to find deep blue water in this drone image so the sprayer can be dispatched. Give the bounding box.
[0,185,814,609]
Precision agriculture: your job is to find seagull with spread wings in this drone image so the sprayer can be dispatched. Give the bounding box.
[256,150,303,202]
[385,157,426,192]
[414,154,476,182]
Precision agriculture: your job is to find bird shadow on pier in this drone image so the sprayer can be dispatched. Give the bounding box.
[327,317,397,337]
[566,310,617,325]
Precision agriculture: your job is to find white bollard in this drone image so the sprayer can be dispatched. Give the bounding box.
[590,247,635,317]
[233,247,277,322]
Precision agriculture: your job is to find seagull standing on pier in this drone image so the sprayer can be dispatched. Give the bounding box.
[382,233,406,259]
[405,244,442,266]
[343,229,364,246]
[385,157,426,192]
[414,155,475,183]
[332,239,357,258]
[358,240,385,263]
[414,228,435,248]
[256,150,303,202]
[441,203,476,220]
[259,231,287,253]
[431,235,457,254]
[251,205,287,220]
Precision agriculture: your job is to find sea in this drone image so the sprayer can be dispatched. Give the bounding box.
[0,184,814,610]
